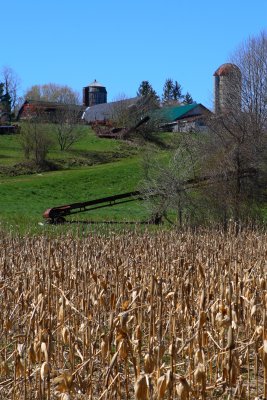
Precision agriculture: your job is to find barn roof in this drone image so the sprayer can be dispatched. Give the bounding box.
[83,99,211,126]
[17,100,85,120]
[22,99,84,109]
[82,97,139,122]
[151,103,210,123]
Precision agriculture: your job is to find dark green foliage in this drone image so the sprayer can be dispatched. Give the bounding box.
[162,79,182,104]
[0,82,4,120]
[0,67,20,119]
[162,78,174,104]
[0,82,11,121]
[0,83,4,97]
[172,81,182,102]
[136,80,160,105]
[183,92,194,104]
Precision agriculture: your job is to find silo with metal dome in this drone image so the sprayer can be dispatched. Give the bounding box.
[83,80,107,107]
[214,63,241,114]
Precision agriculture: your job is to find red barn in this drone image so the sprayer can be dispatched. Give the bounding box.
[17,100,85,121]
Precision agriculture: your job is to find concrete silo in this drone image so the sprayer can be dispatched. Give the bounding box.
[214,63,241,114]
[83,80,107,107]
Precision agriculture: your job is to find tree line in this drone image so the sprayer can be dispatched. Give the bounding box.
[0,66,193,125]
[136,79,193,106]
[0,67,81,124]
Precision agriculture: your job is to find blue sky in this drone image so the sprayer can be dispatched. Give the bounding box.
[2,0,267,109]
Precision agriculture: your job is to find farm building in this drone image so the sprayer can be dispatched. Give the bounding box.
[83,80,107,107]
[17,100,85,121]
[153,103,211,132]
[214,63,241,114]
[83,99,211,133]
[82,97,140,124]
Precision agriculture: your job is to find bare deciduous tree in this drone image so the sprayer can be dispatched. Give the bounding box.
[24,83,81,105]
[51,106,83,151]
[20,112,52,166]
[141,135,204,225]
[205,31,267,223]
[142,31,267,226]
[232,31,267,137]
[1,66,21,118]
[110,94,135,128]
[109,94,162,142]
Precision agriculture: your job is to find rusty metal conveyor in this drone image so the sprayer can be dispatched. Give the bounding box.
[43,191,143,223]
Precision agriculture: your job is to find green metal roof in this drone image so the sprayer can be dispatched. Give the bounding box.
[152,103,199,123]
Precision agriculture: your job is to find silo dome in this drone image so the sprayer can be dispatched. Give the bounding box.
[214,63,241,77]
[88,79,105,87]
[83,80,107,107]
[214,63,241,113]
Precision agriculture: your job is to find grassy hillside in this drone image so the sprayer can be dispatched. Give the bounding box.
[1,127,265,231]
[0,125,139,173]
[0,127,157,230]
[0,157,148,224]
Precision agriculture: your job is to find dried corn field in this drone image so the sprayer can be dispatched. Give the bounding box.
[0,227,266,399]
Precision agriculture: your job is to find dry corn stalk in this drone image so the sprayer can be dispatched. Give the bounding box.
[134,374,148,400]
[176,376,191,400]
[40,361,50,381]
[0,227,265,399]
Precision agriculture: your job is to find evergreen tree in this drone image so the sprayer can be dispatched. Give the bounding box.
[1,67,20,119]
[183,92,194,104]
[0,82,11,122]
[162,78,174,104]
[136,80,160,108]
[162,79,183,105]
[1,92,11,121]
[0,83,4,98]
[137,80,151,97]
[136,80,158,99]
[172,81,182,102]
[0,83,3,121]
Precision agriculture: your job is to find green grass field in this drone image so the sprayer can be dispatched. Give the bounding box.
[0,125,138,170]
[0,126,265,232]
[0,127,156,231]
[0,134,24,165]
[0,157,146,219]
